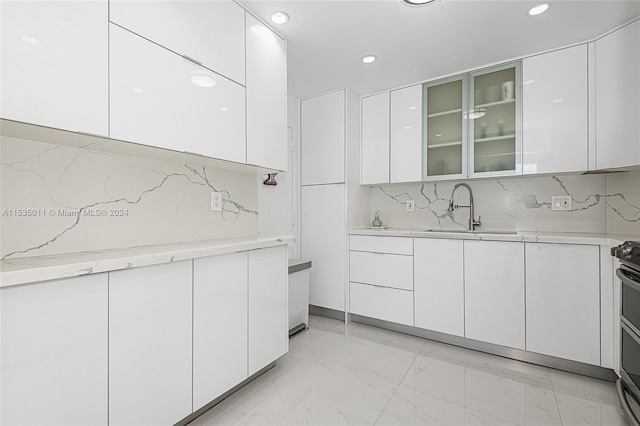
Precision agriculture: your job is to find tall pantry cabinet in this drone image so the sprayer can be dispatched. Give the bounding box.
[301,88,369,315]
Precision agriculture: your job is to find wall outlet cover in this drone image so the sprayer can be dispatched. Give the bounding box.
[407,200,415,212]
[211,192,223,212]
[551,195,572,211]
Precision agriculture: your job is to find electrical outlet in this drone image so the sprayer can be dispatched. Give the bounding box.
[211,192,223,212]
[551,195,572,211]
[407,200,415,212]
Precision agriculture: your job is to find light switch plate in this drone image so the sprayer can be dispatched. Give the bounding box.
[211,192,223,212]
[551,195,572,211]
[407,200,415,212]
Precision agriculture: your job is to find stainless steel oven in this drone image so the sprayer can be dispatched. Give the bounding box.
[613,241,640,426]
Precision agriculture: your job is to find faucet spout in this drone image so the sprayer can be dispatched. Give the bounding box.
[448,183,481,231]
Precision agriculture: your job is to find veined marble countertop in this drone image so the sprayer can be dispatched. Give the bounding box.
[0,235,294,288]
[350,228,639,247]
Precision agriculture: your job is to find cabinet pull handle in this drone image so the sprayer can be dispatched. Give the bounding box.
[182,150,204,157]
[371,252,386,255]
[182,54,202,66]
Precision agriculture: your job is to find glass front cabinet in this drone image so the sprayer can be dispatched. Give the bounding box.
[421,62,521,180]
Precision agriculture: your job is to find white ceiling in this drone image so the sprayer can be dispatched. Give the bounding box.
[240,0,640,99]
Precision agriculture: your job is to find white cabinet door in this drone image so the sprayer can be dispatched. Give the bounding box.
[109,24,246,163]
[110,0,245,84]
[301,90,346,185]
[523,45,588,174]
[596,19,640,169]
[525,243,600,365]
[391,85,423,183]
[464,241,525,349]
[0,0,108,135]
[349,282,414,326]
[246,13,287,171]
[109,261,192,426]
[1,275,108,426]
[193,252,248,411]
[361,92,390,184]
[302,184,346,311]
[414,238,464,337]
[248,245,289,375]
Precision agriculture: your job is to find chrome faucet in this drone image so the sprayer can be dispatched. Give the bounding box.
[448,182,481,231]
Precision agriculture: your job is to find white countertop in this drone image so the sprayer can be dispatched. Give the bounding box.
[349,228,639,247]
[0,235,294,288]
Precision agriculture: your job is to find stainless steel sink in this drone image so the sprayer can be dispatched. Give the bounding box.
[423,229,518,235]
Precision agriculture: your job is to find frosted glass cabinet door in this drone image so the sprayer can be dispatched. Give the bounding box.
[246,13,288,171]
[464,240,525,349]
[110,0,245,84]
[109,261,193,426]
[109,24,246,163]
[301,90,346,185]
[248,245,289,376]
[523,45,588,174]
[361,92,390,185]
[595,19,640,169]
[0,0,108,135]
[391,85,423,183]
[422,76,467,180]
[193,252,248,411]
[469,63,522,177]
[1,275,108,426]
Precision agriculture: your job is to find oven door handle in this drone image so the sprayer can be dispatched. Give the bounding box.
[617,268,640,292]
[617,379,640,426]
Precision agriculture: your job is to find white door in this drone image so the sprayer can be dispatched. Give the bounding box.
[193,252,248,411]
[464,240,525,349]
[361,92,390,185]
[1,275,108,426]
[248,246,289,375]
[109,261,192,426]
[390,84,423,183]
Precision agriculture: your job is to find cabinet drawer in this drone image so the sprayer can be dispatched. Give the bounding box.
[350,282,413,326]
[349,235,413,255]
[350,251,413,290]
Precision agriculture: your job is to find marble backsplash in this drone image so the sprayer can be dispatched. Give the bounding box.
[369,172,640,235]
[1,138,258,260]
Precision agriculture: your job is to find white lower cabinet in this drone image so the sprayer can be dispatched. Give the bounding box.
[109,261,193,426]
[414,238,464,337]
[248,245,289,376]
[193,252,248,411]
[350,251,413,290]
[525,243,601,365]
[464,240,525,349]
[349,282,414,326]
[0,274,108,426]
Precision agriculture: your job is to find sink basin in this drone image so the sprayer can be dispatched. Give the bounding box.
[423,229,518,235]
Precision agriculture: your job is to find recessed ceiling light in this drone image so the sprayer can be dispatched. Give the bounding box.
[362,55,377,64]
[21,34,39,44]
[528,3,549,16]
[271,11,289,24]
[190,72,216,88]
[403,0,437,5]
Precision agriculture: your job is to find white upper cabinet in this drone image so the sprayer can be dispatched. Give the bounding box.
[109,0,245,85]
[391,85,423,183]
[361,92,390,185]
[595,19,640,169]
[0,0,108,136]
[109,24,246,163]
[523,45,588,175]
[464,240,525,350]
[302,90,346,185]
[245,13,288,171]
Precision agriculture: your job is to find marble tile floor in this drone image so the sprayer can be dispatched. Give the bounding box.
[189,315,629,426]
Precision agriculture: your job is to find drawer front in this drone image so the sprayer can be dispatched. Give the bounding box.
[350,251,413,290]
[349,235,413,255]
[349,282,414,326]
